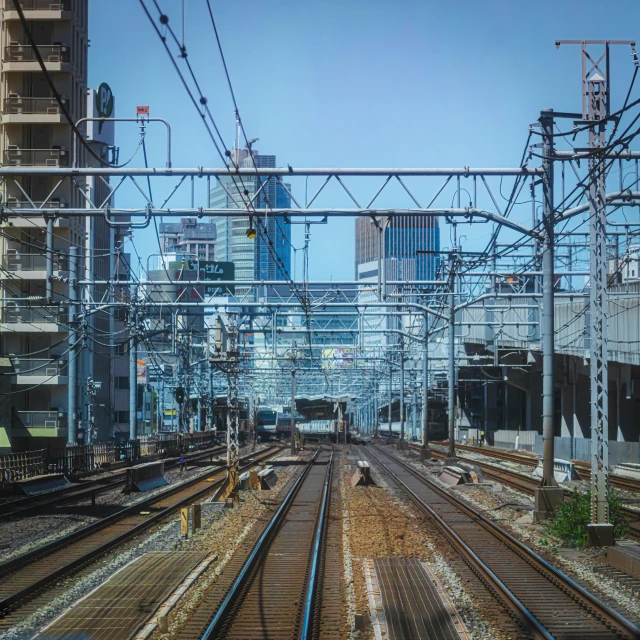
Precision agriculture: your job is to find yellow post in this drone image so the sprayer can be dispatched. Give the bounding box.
[180,507,189,537]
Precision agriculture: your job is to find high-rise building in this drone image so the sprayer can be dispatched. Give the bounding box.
[210,148,292,291]
[355,215,440,281]
[158,218,217,266]
[0,1,121,450]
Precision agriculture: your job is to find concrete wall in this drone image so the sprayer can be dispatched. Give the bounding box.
[487,429,639,467]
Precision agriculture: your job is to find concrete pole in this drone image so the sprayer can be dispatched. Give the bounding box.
[540,109,556,487]
[129,302,138,441]
[67,247,78,445]
[534,108,564,522]
[422,313,431,456]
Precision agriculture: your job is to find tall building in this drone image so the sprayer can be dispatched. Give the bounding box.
[355,215,440,281]
[210,148,292,291]
[158,218,217,266]
[0,1,120,450]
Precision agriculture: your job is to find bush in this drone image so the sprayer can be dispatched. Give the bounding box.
[545,488,629,548]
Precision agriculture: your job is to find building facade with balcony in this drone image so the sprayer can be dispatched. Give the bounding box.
[0,0,118,452]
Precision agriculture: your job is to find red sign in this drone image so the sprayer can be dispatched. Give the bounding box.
[136,105,150,115]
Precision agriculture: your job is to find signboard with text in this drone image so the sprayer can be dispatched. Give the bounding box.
[168,260,235,295]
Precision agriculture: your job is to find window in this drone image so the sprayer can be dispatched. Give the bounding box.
[116,411,129,424]
[115,376,129,390]
[115,341,128,355]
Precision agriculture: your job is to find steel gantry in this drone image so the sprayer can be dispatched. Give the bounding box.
[3,44,640,538]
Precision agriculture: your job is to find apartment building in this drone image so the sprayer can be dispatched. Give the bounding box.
[0,0,121,451]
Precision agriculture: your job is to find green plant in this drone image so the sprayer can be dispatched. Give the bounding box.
[545,488,630,548]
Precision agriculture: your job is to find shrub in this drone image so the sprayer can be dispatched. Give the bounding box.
[545,488,629,548]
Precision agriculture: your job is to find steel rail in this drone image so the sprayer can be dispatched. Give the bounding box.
[419,444,640,540]
[199,450,331,640]
[368,445,640,639]
[300,452,334,640]
[364,446,551,640]
[0,446,280,618]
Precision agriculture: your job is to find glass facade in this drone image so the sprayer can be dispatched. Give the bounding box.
[355,215,440,282]
[210,151,292,293]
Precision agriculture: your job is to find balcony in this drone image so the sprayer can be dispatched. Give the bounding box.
[14,411,67,438]
[4,147,69,167]
[1,304,66,332]
[2,252,68,280]
[6,197,67,210]
[3,95,67,124]
[11,357,67,385]
[3,44,70,72]
[8,0,70,9]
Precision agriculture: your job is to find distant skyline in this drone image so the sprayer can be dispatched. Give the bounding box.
[87,0,640,280]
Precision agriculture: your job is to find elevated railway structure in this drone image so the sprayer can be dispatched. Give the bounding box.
[365,444,640,640]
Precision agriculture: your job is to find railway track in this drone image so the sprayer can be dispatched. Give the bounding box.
[0,443,228,519]
[417,445,640,540]
[365,444,640,640]
[438,441,640,493]
[0,446,280,628]
[180,449,334,640]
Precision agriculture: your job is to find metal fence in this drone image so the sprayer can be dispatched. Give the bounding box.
[0,432,219,482]
[0,448,46,482]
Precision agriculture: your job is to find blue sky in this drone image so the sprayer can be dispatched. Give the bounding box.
[88,0,640,280]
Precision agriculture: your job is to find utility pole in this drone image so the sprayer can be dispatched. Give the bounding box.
[399,338,405,446]
[555,40,636,544]
[290,368,297,454]
[226,313,240,502]
[67,246,78,445]
[45,215,54,302]
[86,377,98,444]
[421,312,431,458]
[534,108,563,521]
[446,250,457,463]
[129,292,138,442]
[388,360,393,437]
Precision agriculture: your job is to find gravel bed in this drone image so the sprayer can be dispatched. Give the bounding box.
[3,450,294,640]
[0,446,269,563]
[154,461,300,639]
[392,446,640,628]
[343,445,505,639]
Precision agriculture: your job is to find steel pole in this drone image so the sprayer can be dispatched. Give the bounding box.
[388,361,393,437]
[45,216,53,302]
[588,79,612,536]
[67,247,78,445]
[290,369,296,455]
[422,313,430,455]
[129,308,138,441]
[399,345,405,443]
[447,256,456,460]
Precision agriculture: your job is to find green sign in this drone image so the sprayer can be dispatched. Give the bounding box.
[168,260,235,295]
[96,82,114,133]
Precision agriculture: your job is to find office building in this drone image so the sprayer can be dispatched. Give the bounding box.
[158,217,217,266]
[210,148,292,291]
[355,215,440,282]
